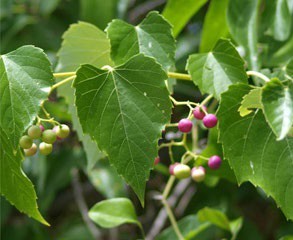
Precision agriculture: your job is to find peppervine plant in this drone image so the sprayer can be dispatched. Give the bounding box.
[0,7,293,240]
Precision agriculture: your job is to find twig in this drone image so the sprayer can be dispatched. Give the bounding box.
[146,179,191,240]
[71,169,101,239]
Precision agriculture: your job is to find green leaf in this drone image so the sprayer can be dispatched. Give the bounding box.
[162,0,208,37]
[80,0,118,30]
[156,215,211,240]
[88,198,140,228]
[229,218,243,240]
[73,54,172,204]
[56,21,112,170]
[88,158,126,199]
[0,127,48,225]
[286,58,293,78]
[238,88,262,117]
[218,83,293,220]
[56,21,112,73]
[106,11,175,70]
[0,45,53,148]
[227,0,259,70]
[187,39,247,99]
[271,0,292,41]
[199,0,229,53]
[198,207,230,231]
[262,78,293,140]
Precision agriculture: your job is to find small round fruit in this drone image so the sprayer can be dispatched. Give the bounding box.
[178,119,193,133]
[24,143,37,157]
[154,157,160,165]
[193,106,207,120]
[39,142,53,155]
[203,114,218,128]
[19,135,33,149]
[55,124,70,139]
[39,125,45,132]
[169,162,179,175]
[28,125,42,139]
[42,130,57,144]
[208,155,222,169]
[191,166,206,182]
[173,164,191,179]
[288,127,293,137]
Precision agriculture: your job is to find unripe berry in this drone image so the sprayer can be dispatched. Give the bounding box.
[39,142,53,155]
[169,162,179,175]
[173,164,191,179]
[54,124,70,139]
[193,106,207,120]
[28,125,42,139]
[208,155,222,169]
[288,127,293,137]
[19,135,33,149]
[42,130,57,144]
[154,157,160,165]
[203,114,218,128]
[24,143,37,156]
[178,119,193,133]
[191,166,206,182]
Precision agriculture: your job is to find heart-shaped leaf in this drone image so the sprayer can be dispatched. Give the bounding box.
[262,78,293,140]
[106,11,175,70]
[218,84,293,220]
[187,39,247,99]
[0,45,53,148]
[73,54,172,204]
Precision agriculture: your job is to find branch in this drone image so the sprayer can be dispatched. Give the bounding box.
[71,169,101,239]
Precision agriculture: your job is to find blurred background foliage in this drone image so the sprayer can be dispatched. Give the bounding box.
[1,0,293,239]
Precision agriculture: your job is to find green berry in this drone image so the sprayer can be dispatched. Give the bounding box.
[173,164,191,179]
[42,130,57,144]
[39,142,53,155]
[19,135,33,149]
[55,124,70,139]
[24,143,37,156]
[28,125,42,139]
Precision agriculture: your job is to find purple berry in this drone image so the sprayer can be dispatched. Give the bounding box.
[178,119,193,133]
[203,114,218,128]
[193,106,207,120]
[208,155,222,169]
[169,162,179,175]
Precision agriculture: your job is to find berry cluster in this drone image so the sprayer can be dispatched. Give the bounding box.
[178,106,218,133]
[168,155,222,182]
[19,124,70,157]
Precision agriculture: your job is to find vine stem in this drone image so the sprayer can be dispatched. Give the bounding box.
[50,75,76,92]
[246,71,270,82]
[51,70,270,92]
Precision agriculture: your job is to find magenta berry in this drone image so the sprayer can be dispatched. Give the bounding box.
[193,106,207,120]
[191,166,206,182]
[39,125,45,132]
[154,157,160,165]
[178,118,193,133]
[203,114,218,128]
[169,162,179,175]
[208,155,222,169]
